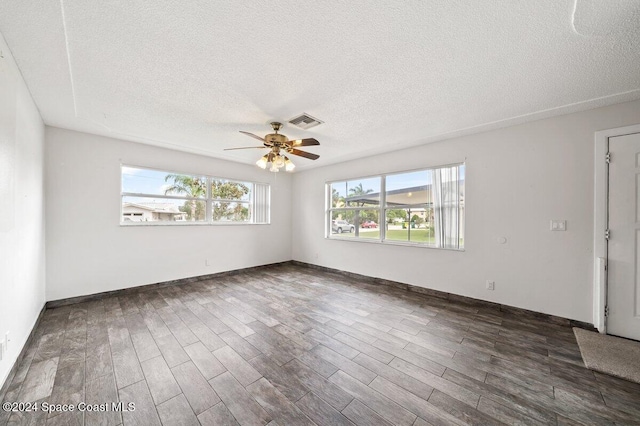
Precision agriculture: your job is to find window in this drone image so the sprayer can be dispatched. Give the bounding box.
[121,166,270,225]
[330,177,381,239]
[327,164,464,249]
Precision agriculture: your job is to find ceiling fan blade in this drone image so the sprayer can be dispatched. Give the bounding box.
[290,138,320,147]
[288,148,320,160]
[239,131,265,142]
[224,146,269,151]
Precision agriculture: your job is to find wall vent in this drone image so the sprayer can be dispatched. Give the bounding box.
[288,113,323,130]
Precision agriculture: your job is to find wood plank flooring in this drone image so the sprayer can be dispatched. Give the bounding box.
[2,263,639,425]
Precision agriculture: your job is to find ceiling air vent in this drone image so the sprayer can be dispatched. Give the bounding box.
[288,113,323,130]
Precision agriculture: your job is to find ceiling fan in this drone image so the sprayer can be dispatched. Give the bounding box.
[224,122,320,172]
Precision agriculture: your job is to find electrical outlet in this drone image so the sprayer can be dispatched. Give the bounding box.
[0,340,4,361]
[205,259,210,266]
[486,280,495,290]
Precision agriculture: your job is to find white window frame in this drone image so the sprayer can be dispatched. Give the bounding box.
[121,164,270,226]
[326,163,465,250]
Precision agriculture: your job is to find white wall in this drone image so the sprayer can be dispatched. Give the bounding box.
[292,100,640,323]
[45,127,293,301]
[0,34,46,387]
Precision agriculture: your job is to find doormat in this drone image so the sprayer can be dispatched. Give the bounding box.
[573,327,640,384]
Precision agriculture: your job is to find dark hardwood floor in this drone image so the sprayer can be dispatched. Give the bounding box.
[2,263,639,425]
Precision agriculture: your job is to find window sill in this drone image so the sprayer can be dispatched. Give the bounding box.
[120,222,269,227]
[325,235,465,251]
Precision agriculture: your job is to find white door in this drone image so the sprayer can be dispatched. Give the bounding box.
[608,132,640,340]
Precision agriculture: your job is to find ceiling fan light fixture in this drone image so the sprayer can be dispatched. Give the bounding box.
[230,122,319,173]
[256,155,268,169]
[274,154,285,169]
[284,156,295,172]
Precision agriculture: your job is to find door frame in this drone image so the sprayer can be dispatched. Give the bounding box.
[594,123,640,333]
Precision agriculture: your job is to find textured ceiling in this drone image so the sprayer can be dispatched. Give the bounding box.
[1,0,639,170]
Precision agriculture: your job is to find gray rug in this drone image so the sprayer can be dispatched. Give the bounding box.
[573,327,640,384]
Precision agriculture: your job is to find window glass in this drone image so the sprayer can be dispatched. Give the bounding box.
[211,179,251,201]
[213,202,251,222]
[385,207,434,244]
[354,209,380,239]
[330,181,346,208]
[121,166,269,225]
[122,167,206,198]
[345,177,381,207]
[331,177,381,208]
[163,173,207,199]
[327,164,464,249]
[330,211,355,236]
[385,170,430,207]
[122,196,205,222]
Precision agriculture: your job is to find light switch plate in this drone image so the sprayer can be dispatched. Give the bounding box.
[550,220,566,231]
